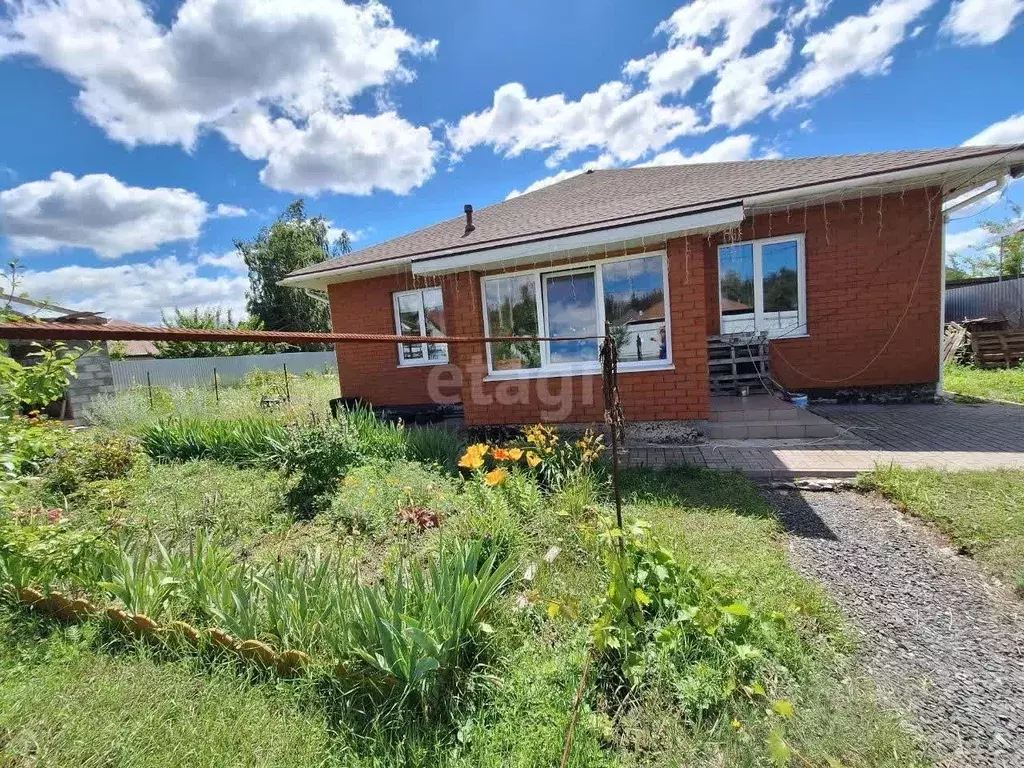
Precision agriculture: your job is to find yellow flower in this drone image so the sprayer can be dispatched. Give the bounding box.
[526,451,543,468]
[484,468,508,486]
[505,447,524,461]
[458,443,489,470]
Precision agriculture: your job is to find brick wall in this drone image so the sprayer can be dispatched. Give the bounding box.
[327,273,459,406]
[704,188,943,392]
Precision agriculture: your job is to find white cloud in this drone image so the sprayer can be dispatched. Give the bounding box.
[214,203,247,218]
[799,118,815,132]
[941,0,1023,45]
[709,32,793,128]
[945,226,991,255]
[506,135,757,199]
[779,0,935,106]
[0,172,208,258]
[505,154,618,199]
[446,81,701,168]
[221,109,438,195]
[625,0,777,96]
[963,113,1024,146]
[639,134,758,167]
[20,256,249,324]
[325,222,366,243]
[0,0,439,195]
[788,0,831,28]
[198,250,247,272]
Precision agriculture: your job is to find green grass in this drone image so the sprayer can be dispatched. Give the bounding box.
[861,466,1024,592]
[615,467,927,767]
[85,373,341,431]
[0,452,930,766]
[943,362,1024,404]
[0,610,338,767]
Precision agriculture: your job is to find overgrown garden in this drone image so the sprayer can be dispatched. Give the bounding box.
[0,355,927,766]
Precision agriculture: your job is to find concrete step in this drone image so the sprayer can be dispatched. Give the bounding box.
[709,407,805,423]
[705,420,840,440]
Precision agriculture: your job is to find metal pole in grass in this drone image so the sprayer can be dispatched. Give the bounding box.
[213,368,219,403]
[602,322,625,555]
[146,371,154,409]
[283,362,290,402]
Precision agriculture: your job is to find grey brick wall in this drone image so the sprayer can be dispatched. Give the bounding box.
[66,342,114,422]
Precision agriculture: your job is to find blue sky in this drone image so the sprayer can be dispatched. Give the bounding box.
[0,0,1021,322]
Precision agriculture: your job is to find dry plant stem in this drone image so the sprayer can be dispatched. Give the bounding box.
[559,649,593,768]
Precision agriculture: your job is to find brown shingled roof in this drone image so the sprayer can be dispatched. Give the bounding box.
[286,145,1021,281]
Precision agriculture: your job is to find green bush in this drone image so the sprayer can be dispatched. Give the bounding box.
[0,416,71,480]
[139,417,286,465]
[591,518,795,720]
[43,431,144,496]
[272,418,361,518]
[328,459,459,535]
[342,403,407,462]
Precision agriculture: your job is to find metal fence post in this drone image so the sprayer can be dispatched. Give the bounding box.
[283,362,290,402]
[213,368,219,403]
[146,371,154,409]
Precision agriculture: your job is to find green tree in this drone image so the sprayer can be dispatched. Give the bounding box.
[155,307,284,359]
[946,203,1024,280]
[237,200,352,337]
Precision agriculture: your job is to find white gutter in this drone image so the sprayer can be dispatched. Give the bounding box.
[744,151,1024,210]
[410,204,745,277]
[942,176,1006,218]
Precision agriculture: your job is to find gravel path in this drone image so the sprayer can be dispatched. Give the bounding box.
[767,488,1024,767]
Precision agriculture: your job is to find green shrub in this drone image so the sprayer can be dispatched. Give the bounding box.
[43,431,144,496]
[272,418,361,518]
[591,518,795,720]
[328,460,459,535]
[0,416,71,480]
[452,481,531,567]
[139,417,286,465]
[405,427,464,473]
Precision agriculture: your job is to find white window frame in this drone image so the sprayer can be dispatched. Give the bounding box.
[717,233,807,339]
[480,251,673,380]
[392,287,449,367]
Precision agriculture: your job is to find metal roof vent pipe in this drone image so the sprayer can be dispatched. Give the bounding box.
[463,204,475,235]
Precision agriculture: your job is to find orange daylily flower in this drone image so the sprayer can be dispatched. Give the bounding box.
[484,468,508,486]
[491,448,512,461]
[458,443,489,470]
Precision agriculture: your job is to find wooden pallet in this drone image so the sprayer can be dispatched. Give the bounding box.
[968,329,1024,368]
[708,333,770,394]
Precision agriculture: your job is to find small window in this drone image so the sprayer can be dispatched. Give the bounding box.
[393,287,448,366]
[719,235,805,338]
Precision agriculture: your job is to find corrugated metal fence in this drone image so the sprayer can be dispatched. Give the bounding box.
[946,277,1024,325]
[110,351,337,391]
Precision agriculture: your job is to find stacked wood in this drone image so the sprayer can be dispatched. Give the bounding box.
[967,329,1024,368]
[707,333,770,395]
[942,323,968,366]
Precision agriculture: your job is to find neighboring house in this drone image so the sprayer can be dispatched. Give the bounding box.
[281,146,1024,426]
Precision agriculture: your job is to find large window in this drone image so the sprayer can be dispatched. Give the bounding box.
[481,253,670,377]
[393,287,448,366]
[718,235,805,337]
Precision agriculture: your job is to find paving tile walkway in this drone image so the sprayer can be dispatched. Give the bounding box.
[624,400,1024,478]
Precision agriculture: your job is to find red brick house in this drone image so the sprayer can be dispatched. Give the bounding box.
[282,146,1024,427]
